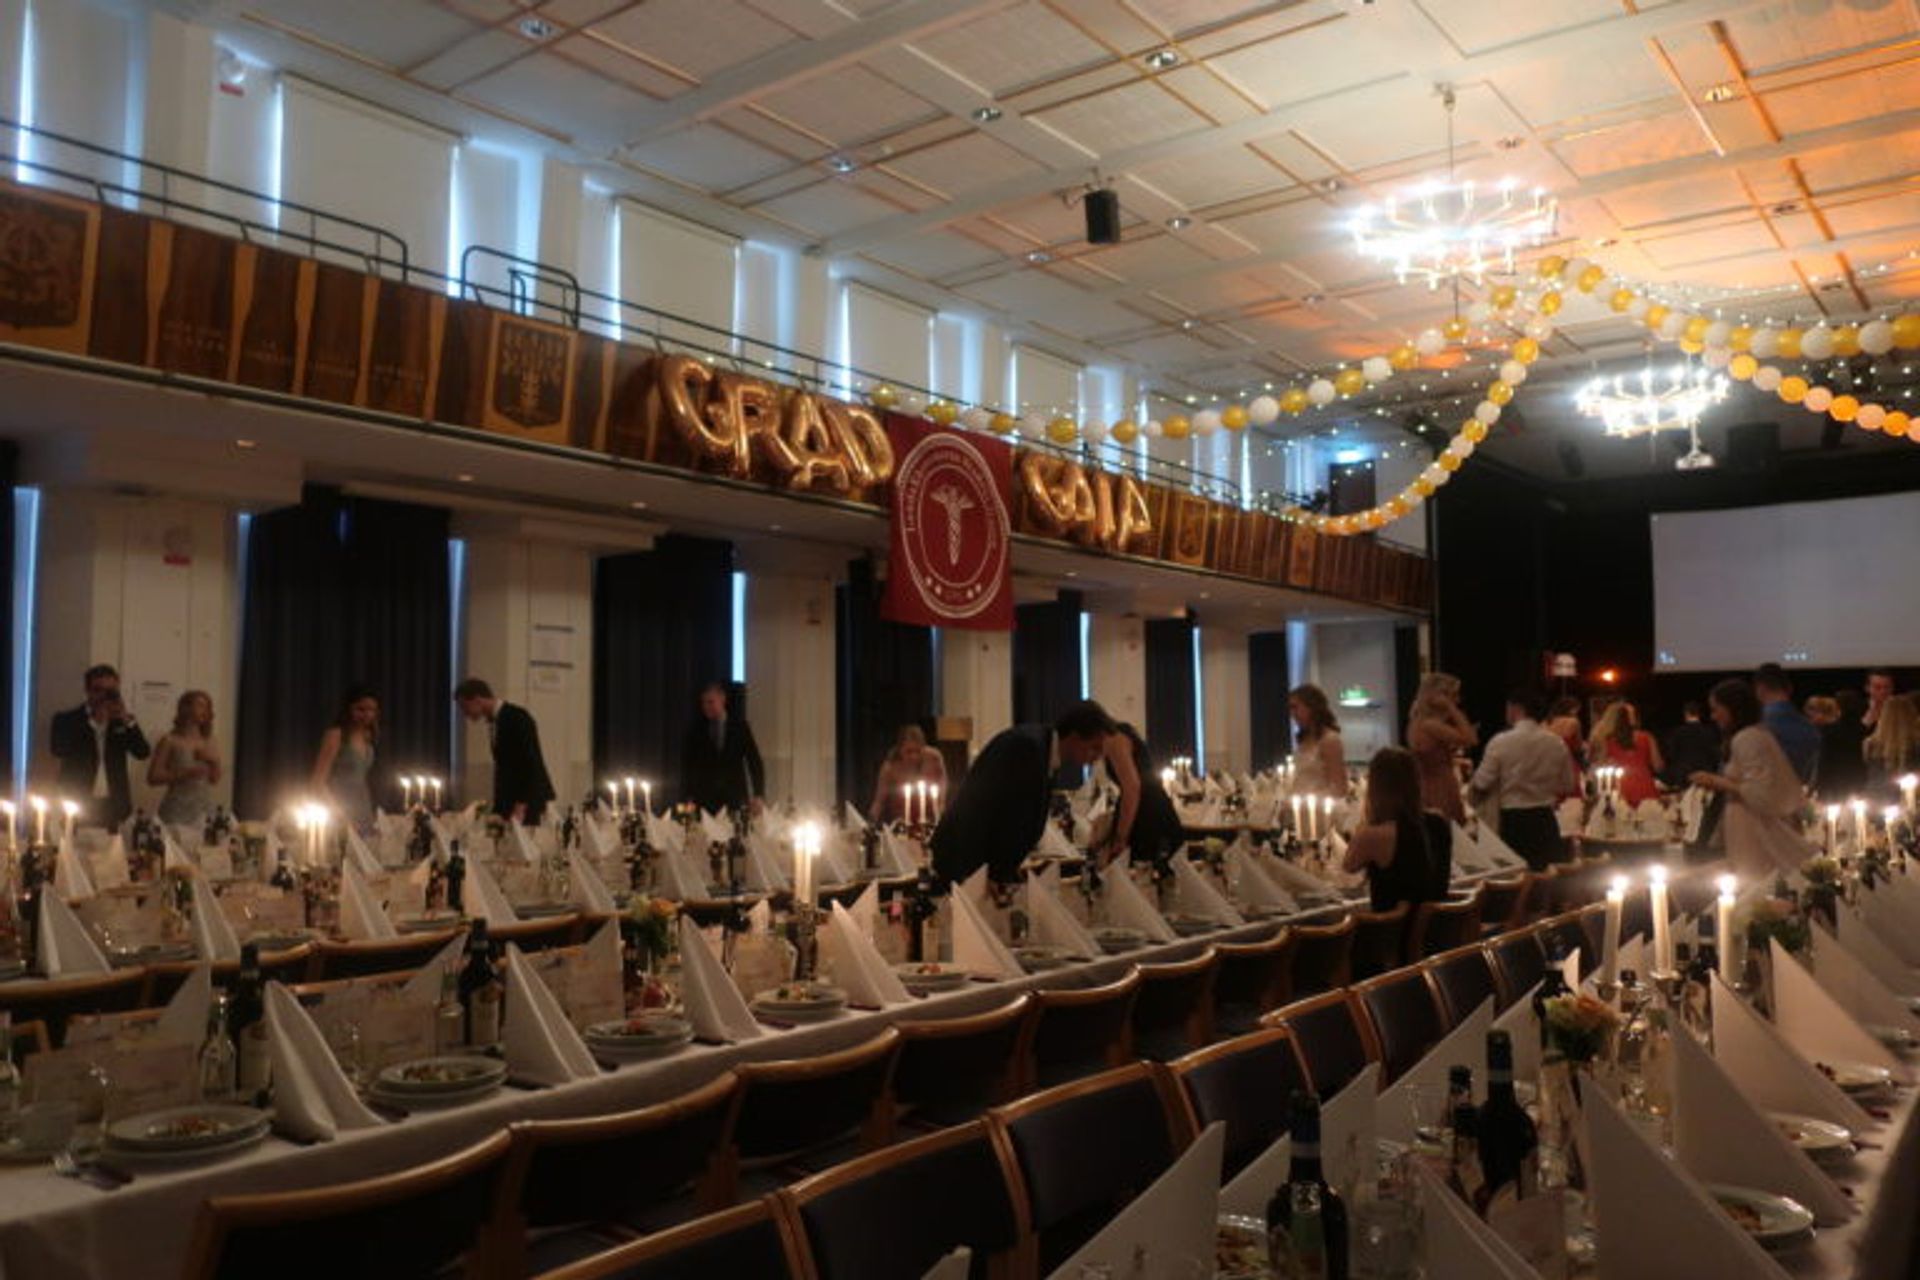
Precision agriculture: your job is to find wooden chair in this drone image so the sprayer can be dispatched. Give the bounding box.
[778,1120,1026,1280]
[1353,969,1447,1085]
[1128,950,1218,1062]
[144,944,316,1004]
[988,1062,1191,1276]
[182,1131,511,1280]
[890,995,1031,1130]
[1015,969,1141,1091]
[1423,943,1501,1028]
[1577,901,1611,967]
[5,1019,50,1067]
[1541,862,1585,915]
[1348,903,1411,980]
[1477,874,1533,936]
[490,1073,741,1274]
[1485,929,1548,1008]
[1170,1027,1308,1182]
[491,915,585,954]
[1262,990,1377,1097]
[1287,917,1355,997]
[1407,889,1481,959]
[312,930,463,982]
[0,969,148,1047]
[729,1028,901,1197]
[1211,927,1294,1037]
[534,1201,803,1280]
[1536,912,1591,975]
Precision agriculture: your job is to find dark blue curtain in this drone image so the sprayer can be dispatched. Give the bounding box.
[234,488,451,817]
[1249,630,1292,770]
[1145,617,1198,764]
[1013,590,1083,726]
[835,557,934,810]
[594,534,734,793]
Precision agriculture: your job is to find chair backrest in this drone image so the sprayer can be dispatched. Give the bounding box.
[1542,863,1584,913]
[1536,912,1590,975]
[496,1072,740,1268]
[533,1200,800,1280]
[1423,943,1501,1028]
[1477,875,1532,933]
[1348,903,1411,980]
[1129,949,1218,1062]
[144,944,316,1005]
[1408,890,1481,959]
[1169,1027,1307,1181]
[1288,917,1354,997]
[182,1131,511,1280]
[1211,928,1293,1034]
[733,1028,901,1163]
[891,994,1030,1123]
[1486,929,1548,1008]
[989,1062,1189,1276]
[1263,991,1376,1097]
[0,969,149,1046]
[1577,902,1610,967]
[1353,969,1446,1085]
[5,1019,50,1067]
[490,915,584,954]
[313,930,462,982]
[1018,969,1141,1091]
[780,1120,1024,1280]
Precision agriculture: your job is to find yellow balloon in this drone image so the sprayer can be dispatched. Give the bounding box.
[1491,284,1518,310]
[1678,337,1704,355]
[1537,254,1567,279]
[1892,313,1920,349]
[1413,477,1435,497]
[1833,326,1861,358]
[1334,368,1366,397]
[1163,414,1192,440]
[1884,410,1911,438]
[1729,353,1758,381]
[1779,375,1809,404]
[1511,337,1541,364]
[1830,395,1860,423]
[988,412,1017,435]
[1386,498,1409,518]
[1443,317,1470,341]
[1683,315,1710,343]
[1463,420,1488,443]
[1776,329,1802,359]
[1110,419,1139,444]
[1279,388,1310,414]
[1221,404,1248,431]
[1047,416,1077,445]
[1609,288,1636,313]
[1643,304,1669,330]
[1388,344,1418,371]
[1729,325,1754,352]
[926,400,957,426]
[868,384,898,409]
[1438,453,1463,472]
[1538,291,1563,317]
[1577,265,1606,293]
[1487,381,1514,406]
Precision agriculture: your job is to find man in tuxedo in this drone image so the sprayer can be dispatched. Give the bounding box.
[680,682,765,813]
[930,700,1117,886]
[49,664,150,829]
[454,678,556,824]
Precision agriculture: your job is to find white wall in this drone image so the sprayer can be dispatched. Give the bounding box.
[1087,609,1145,731]
[1307,620,1400,764]
[742,570,837,805]
[941,628,1013,757]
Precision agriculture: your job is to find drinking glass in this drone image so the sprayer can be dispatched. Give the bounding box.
[328,1019,367,1090]
[1405,1083,1451,1153]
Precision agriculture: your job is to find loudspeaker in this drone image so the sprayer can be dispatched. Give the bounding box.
[1085,189,1120,245]
[1724,421,1779,471]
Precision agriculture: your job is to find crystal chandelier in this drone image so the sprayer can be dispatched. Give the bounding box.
[1349,87,1557,288]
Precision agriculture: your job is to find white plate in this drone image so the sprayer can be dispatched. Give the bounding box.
[1818,1060,1895,1094]
[107,1105,269,1152]
[1864,1024,1917,1051]
[587,1018,693,1061]
[1769,1113,1854,1160]
[375,1056,509,1095]
[514,902,575,919]
[107,1124,269,1166]
[369,1078,503,1110]
[395,911,463,934]
[752,985,847,1011]
[894,964,970,993]
[1092,927,1148,954]
[1014,945,1075,972]
[1708,1184,1816,1248]
[1166,914,1219,936]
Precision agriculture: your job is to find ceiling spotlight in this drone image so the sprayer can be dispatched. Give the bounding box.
[1318,177,1342,194]
[1495,135,1525,150]
[1166,215,1192,231]
[1144,48,1180,71]
[1179,318,1197,331]
[971,105,1003,123]
[1701,81,1739,104]
[1301,292,1326,306]
[1026,248,1053,264]
[827,154,858,174]
[517,15,558,40]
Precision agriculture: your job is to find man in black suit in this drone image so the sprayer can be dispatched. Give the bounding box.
[49,664,151,829]
[680,682,765,814]
[454,678,556,825]
[930,700,1116,886]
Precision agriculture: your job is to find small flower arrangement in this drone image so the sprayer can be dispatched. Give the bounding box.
[623,895,676,962]
[1746,896,1811,956]
[1542,993,1621,1065]
[1800,854,1842,924]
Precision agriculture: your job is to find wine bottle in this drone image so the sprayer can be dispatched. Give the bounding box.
[1272,1182,1330,1280]
[435,967,464,1054]
[445,840,467,916]
[1266,1091,1349,1280]
[1479,1030,1539,1206]
[227,943,271,1106]
[1446,1064,1473,1118]
[459,921,502,1048]
[198,992,237,1102]
[1447,1103,1486,1211]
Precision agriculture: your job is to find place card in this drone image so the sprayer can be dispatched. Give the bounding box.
[522,926,624,1031]
[305,975,436,1072]
[26,1040,199,1116]
[76,893,165,950]
[220,887,306,935]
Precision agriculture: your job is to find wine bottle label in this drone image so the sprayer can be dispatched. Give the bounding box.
[238,1025,271,1098]
[469,990,501,1046]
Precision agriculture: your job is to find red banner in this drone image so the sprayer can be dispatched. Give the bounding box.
[882,413,1014,631]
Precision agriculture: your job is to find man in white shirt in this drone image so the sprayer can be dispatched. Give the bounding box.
[1469,687,1576,870]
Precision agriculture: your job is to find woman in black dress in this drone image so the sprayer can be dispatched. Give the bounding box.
[1342,746,1453,910]
[1096,722,1185,867]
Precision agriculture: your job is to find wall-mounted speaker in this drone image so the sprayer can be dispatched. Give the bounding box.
[1085,189,1120,245]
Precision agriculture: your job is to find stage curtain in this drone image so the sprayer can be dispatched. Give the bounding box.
[1249,629,1292,769]
[1145,617,1198,762]
[1012,590,1083,727]
[835,557,934,810]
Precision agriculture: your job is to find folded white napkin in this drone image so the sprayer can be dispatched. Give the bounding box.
[1450,822,1492,873]
[1035,821,1076,861]
[503,944,600,1086]
[743,835,789,893]
[842,802,867,831]
[950,886,1021,979]
[1025,870,1097,958]
[1378,999,1495,1144]
[1492,984,1542,1085]
[567,847,618,914]
[848,880,881,935]
[881,830,920,877]
[162,829,194,876]
[582,815,619,861]
[1837,903,1920,997]
[1709,973,1870,1129]
[338,861,398,942]
[154,963,214,1045]
[677,914,762,1043]
[1218,1127,1292,1218]
[401,929,470,1003]
[1226,843,1296,915]
[502,822,536,865]
[813,834,855,887]
[1770,940,1908,1083]
[1321,1063,1380,1195]
[1586,1086,1791,1280]
[190,869,244,960]
[824,900,910,1006]
[646,811,683,855]
[1671,1018,1852,1225]
[1413,1162,1541,1280]
[1172,856,1245,926]
[1047,1123,1223,1280]
[655,849,709,901]
[1476,825,1527,870]
[343,827,382,879]
[1811,920,1920,1040]
[954,865,991,915]
[462,855,520,928]
[1104,855,1176,943]
[54,836,98,902]
[701,809,732,844]
[1260,850,1334,898]
[920,1247,971,1280]
[37,891,109,976]
[264,981,385,1141]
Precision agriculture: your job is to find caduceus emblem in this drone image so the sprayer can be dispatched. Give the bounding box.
[930,484,974,567]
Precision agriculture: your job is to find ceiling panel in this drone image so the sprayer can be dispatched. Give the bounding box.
[592,0,801,81]
[557,34,693,98]
[462,52,663,147]
[880,131,1047,194]
[910,3,1115,96]
[623,123,797,190]
[1031,80,1213,153]
[1416,0,1621,54]
[248,0,480,68]
[753,180,908,236]
[755,65,943,145]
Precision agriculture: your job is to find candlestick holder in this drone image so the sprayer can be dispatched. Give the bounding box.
[788,901,821,981]
[902,863,941,963]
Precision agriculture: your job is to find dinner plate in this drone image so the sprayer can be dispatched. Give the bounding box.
[107,1105,269,1152]
[1708,1184,1815,1248]
[1014,945,1075,973]
[514,901,575,920]
[108,941,196,967]
[586,1016,693,1060]
[1768,1113,1854,1161]
[1214,1214,1267,1279]
[752,985,848,1022]
[893,963,971,994]
[244,930,312,954]
[1817,1060,1895,1094]
[1166,914,1219,937]
[107,1124,269,1166]
[395,911,463,934]
[1092,927,1148,954]
[1864,1023,1917,1052]
[375,1056,509,1095]
[369,1077,504,1110]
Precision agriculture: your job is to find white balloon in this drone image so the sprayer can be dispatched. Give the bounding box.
[1499,360,1528,385]
[1082,418,1108,444]
[1466,301,1493,325]
[1414,328,1446,356]
[1563,257,1591,286]
[896,392,926,416]
[1248,394,1281,425]
[1627,297,1651,320]
[1145,419,1164,438]
[1704,320,1732,347]
[1194,409,1221,436]
[1799,325,1834,360]
[1858,403,1887,430]
[1657,311,1686,340]
[1859,319,1895,355]
[1021,412,1047,438]
[1703,345,1732,369]
[1423,463,1450,487]
[958,407,991,432]
[1753,364,1782,392]
[1475,400,1502,425]
[1803,385,1833,413]
[1444,437,1473,459]
[1362,356,1392,384]
[1750,327,1780,358]
[1308,379,1336,406]
[1523,316,1555,342]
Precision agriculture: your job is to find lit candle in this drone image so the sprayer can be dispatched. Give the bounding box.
[930,784,941,820]
[60,799,79,844]
[902,783,914,826]
[1902,774,1919,817]
[917,781,929,828]
[606,779,620,813]
[1852,798,1868,852]
[1825,803,1841,855]
[29,796,46,846]
[641,781,653,818]
[1289,794,1302,835]
[430,777,443,812]
[794,822,817,907]
[1715,874,1738,988]
[1322,795,1335,839]
[312,807,329,866]
[1649,864,1673,976]
[1600,875,1625,987]
[401,776,415,810]
[624,777,637,813]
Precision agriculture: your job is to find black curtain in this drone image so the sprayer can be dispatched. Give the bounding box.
[234,488,451,817]
[0,442,15,790]
[834,557,934,810]
[1012,590,1083,726]
[594,534,734,796]
[1249,630,1291,769]
[1145,617,1198,763]
[1393,624,1422,747]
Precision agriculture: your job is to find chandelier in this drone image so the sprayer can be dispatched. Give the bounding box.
[1575,360,1728,471]
[1349,87,1557,288]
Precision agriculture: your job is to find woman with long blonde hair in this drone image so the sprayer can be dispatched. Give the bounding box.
[1406,672,1475,822]
[1865,693,1920,797]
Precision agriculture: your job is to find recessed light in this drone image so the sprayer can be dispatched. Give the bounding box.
[1770,201,1799,216]
[1179,318,1197,331]
[233,438,256,449]
[1166,215,1192,231]
[456,473,474,483]
[1026,249,1052,264]
[1199,592,1210,600]
[827,154,857,174]
[629,500,648,510]
[1701,81,1739,103]
[971,105,1002,123]
[1302,292,1326,306]
[517,15,557,40]
[1144,48,1180,71]
[1495,135,1525,151]
[1318,177,1341,194]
